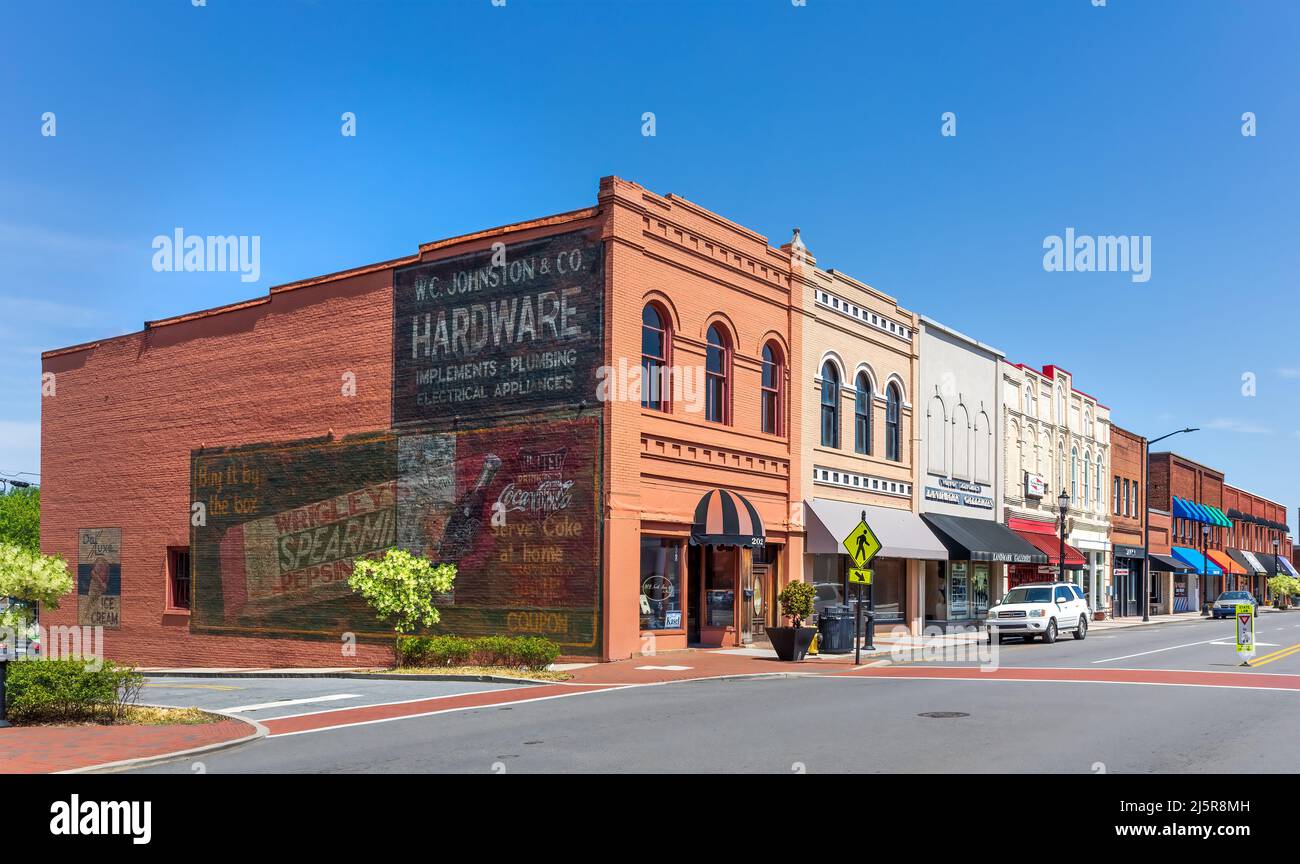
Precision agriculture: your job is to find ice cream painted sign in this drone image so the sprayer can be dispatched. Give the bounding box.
[78,527,122,628]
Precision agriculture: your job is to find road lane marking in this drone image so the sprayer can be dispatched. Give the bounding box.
[1211,640,1278,647]
[143,682,242,691]
[262,684,621,737]
[1248,643,1300,668]
[220,694,361,713]
[1091,636,1226,663]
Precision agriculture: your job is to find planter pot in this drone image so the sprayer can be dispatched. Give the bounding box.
[768,626,817,662]
[1093,611,1106,621]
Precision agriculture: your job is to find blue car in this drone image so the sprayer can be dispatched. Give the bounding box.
[1211,590,1257,619]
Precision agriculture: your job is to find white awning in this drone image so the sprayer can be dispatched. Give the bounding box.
[1240,550,1268,575]
[805,499,948,560]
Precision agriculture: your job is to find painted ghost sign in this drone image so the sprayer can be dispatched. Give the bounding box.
[396,416,601,651]
[78,527,122,628]
[189,433,398,637]
[190,418,602,655]
[393,229,605,426]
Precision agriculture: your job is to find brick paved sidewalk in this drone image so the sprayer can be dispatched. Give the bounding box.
[0,717,255,774]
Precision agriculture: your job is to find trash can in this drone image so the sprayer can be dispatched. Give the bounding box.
[817,605,855,654]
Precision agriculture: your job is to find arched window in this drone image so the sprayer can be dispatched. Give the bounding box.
[705,324,729,424]
[1056,387,1066,425]
[1071,446,1079,505]
[974,411,992,485]
[953,404,970,479]
[1098,459,1106,514]
[641,304,669,411]
[1084,451,1092,509]
[886,383,902,462]
[854,373,873,455]
[820,362,840,448]
[761,342,783,436]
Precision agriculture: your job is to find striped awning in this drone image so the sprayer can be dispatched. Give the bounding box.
[691,489,766,548]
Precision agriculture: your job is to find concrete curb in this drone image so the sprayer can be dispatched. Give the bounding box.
[57,708,268,775]
[143,669,557,686]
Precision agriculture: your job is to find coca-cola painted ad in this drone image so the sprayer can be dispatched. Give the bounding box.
[392,229,605,426]
[189,418,601,655]
[396,416,600,653]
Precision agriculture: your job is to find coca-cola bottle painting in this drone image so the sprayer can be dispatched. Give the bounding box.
[436,453,501,562]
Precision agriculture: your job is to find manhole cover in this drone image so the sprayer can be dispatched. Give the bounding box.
[917,711,969,719]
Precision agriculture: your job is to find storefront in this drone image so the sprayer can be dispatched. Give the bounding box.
[921,513,1046,630]
[638,488,776,649]
[1110,543,1147,617]
[1227,549,1267,600]
[1006,516,1085,589]
[1148,552,1193,612]
[1207,550,1247,594]
[1171,545,1221,610]
[805,499,948,634]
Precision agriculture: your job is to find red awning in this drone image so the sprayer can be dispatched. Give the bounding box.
[1010,529,1086,567]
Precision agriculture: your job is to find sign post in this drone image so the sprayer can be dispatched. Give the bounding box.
[1235,603,1256,666]
[843,511,882,665]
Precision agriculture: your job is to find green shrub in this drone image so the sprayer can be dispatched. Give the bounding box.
[4,659,143,724]
[396,635,561,671]
[777,580,817,628]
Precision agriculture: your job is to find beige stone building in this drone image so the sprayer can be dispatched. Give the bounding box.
[791,233,942,636]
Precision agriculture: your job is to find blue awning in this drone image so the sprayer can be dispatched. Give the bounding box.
[1171,546,1222,576]
[1171,497,1197,521]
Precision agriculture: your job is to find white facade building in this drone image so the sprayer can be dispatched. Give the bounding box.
[1001,363,1112,611]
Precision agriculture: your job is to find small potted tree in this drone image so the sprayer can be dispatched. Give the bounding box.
[768,580,817,662]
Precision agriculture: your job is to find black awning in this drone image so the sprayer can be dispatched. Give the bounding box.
[1226,548,1260,574]
[1149,553,1193,573]
[1112,543,1147,559]
[691,488,766,548]
[921,513,1048,564]
[1253,553,1282,575]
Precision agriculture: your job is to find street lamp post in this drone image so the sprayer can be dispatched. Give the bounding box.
[1057,489,1070,583]
[1201,524,1211,616]
[1272,537,1280,604]
[1140,428,1198,622]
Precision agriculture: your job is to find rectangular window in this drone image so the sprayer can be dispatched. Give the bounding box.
[1113,476,1120,514]
[639,537,683,631]
[167,547,191,611]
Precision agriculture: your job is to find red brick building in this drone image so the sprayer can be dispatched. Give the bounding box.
[40,177,804,666]
[1221,484,1293,600]
[1147,452,1224,611]
[1108,425,1147,616]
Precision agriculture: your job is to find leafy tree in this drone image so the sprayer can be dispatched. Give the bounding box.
[0,487,40,555]
[0,542,74,631]
[348,549,456,660]
[1267,574,1299,609]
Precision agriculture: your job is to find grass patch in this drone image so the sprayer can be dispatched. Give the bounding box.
[372,665,572,682]
[17,706,224,728]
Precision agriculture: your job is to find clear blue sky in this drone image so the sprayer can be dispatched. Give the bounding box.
[3,0,1298,519]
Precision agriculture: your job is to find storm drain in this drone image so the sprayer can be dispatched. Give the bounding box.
[917,711,970,719]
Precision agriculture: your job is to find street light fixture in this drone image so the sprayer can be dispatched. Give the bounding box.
[1057,488,1070,583]
[1201,523,1212,616]
[1140,428,1199,622]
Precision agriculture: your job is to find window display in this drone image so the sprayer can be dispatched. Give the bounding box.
[640,537,683,631]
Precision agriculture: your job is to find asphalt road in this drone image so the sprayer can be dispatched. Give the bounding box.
[131,615,1300,774]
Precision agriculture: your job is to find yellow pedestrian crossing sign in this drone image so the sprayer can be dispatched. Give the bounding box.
[849,568,873,585]
[843,514,881,569]
[1236,604,1255,661]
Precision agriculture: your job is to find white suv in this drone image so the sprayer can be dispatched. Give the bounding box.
[986,582,1090,644]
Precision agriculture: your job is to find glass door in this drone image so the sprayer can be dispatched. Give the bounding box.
[947,562,970,621]
[971,563,990,619]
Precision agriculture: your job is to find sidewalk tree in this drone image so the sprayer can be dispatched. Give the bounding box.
[1266,574,1299,609]
[348,548,456,661]
[0,542,74,633]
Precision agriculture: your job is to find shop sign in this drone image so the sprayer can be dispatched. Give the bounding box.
[1114,567,1129,576]
[1025,472,1046,498]
[393,229,605,426]
[924,486,993,509]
